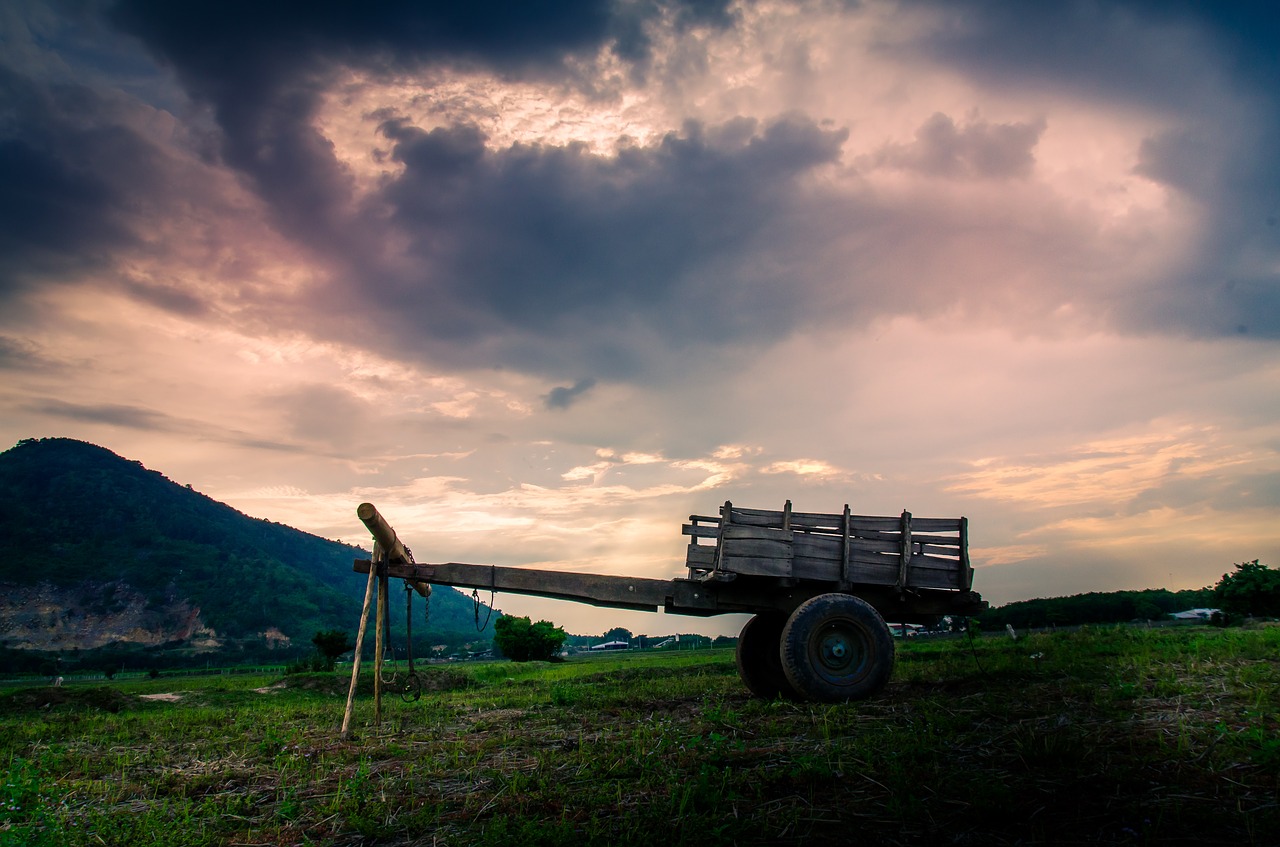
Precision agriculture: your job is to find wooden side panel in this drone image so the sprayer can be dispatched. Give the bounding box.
[719,525,793,577]
[683,503,970,591]
[906,554,964,589]
[792,534,842,581]
[686,544,716,569]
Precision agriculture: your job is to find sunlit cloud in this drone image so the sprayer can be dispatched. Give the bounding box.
[2,0,1278,634]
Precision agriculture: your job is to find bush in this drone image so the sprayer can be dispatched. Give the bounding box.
[310,629,355,672]
[493,616,567,662]
[1214,560,1280,618]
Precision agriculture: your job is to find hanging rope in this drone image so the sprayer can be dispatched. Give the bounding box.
[472,564,496,631]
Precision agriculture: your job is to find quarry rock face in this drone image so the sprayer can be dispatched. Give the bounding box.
[0,581,216,651]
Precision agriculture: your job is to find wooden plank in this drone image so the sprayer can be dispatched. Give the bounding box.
[727,511,787,528]
[793,556,837,581]
[724,525,794,541]
[911,553,965,570]
[686,545,715,568]
[897,511,912,590]
[909,533,962,546]
[850,537,902,556]
[790,510,845,529]
[918,543,961,558]
[793,534,842,560]
[845,562,900,584]
[849,516,905,532]
[910,518,964,532]
[682,524,719,538]
[960,516,973,591]
[840,505,852,587]
[720,555,793,578]
[907,570,960,590]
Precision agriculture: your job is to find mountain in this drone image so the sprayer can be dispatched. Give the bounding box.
[0,438,495,662]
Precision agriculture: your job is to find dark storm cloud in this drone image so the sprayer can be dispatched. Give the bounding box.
[905,0,1280,340]
[110,0,734,254]
[870,113,1046,179]
[544,378,598,410]
[351,113,848,378]
[28,399,175,431]
[0,67,141,296]
[902,0,1279,106]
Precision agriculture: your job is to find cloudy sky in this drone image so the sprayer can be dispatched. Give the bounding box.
[3,0,1278,636]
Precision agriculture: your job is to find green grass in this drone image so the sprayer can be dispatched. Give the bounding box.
[2,625,1277,846]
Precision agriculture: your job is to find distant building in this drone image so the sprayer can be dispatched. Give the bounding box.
[589,640,630,651]
[1170,608,1221,621]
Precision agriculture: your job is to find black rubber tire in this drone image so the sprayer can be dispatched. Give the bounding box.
[735,612,797,699]
[780,593,895,702]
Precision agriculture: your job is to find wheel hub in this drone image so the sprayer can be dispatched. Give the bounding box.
[817,626,862,674]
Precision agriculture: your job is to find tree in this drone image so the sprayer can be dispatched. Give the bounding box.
[602,627,633,644]
[494,616,567,662]
[1213,560,1280,618]
[311,629,355,671]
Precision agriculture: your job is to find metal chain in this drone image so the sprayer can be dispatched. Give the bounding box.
[472,565,495,631]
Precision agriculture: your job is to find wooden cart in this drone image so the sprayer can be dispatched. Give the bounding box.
[353,500,985,703]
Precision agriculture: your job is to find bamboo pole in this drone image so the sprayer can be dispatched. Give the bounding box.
[374,569,387,726]
[340,562,378,739]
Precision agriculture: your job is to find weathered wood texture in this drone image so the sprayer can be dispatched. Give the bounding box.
[685,501,973,592]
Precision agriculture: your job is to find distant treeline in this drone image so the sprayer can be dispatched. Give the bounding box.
[976,588,1215,630]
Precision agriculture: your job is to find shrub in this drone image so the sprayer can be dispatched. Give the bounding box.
[493,616,566,662]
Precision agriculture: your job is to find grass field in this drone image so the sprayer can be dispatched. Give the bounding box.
[2,624,1278,846]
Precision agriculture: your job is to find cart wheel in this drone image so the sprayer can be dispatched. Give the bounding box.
[781,594,894,702]
[400,672,422,703]
[735,612,797,700]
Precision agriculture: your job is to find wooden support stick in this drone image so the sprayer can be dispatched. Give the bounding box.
[374,568,387,727]
[340,562,378,739]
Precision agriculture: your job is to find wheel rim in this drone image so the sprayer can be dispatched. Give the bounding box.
[811,620,869,684]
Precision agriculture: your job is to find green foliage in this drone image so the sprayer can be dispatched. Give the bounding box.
[601,627,632,644]
[310,629,354,671]
[493,615,567,662]
[977,587,1214,629]
[1214,559,1280,617]
[0,438,496,671]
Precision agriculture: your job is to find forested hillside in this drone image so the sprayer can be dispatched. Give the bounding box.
[0,438,494,666]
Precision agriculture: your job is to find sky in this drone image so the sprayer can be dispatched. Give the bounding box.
[2,0,1278,637]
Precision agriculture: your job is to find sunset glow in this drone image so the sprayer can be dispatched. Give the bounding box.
[2,0,1277,635]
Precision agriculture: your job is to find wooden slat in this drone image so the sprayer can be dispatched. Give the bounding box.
[727,511,787,528]
[721,555,793,578]
[911,553,964,569]
[848,516,905,532]
[790,510,845,529]
[793,534,841,559]
[850,537,902,556]
[910,518,963,532]
[918,543,961,558]
[685,545,715,568]
[849,550,901,568]
[909,533,962,546]
[907,570,959,590]
[682,524,719,538]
